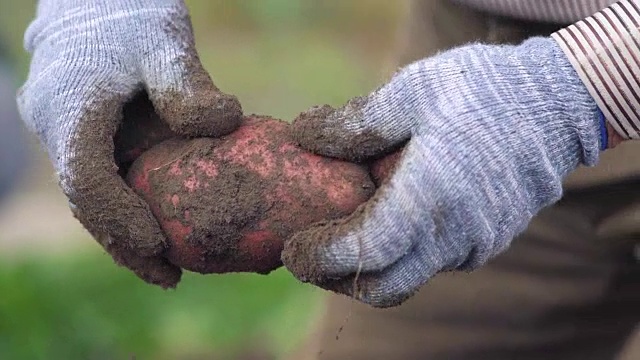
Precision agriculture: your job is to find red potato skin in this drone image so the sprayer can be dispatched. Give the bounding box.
[115,99,402,275]
[124,115,402,274]
[369,149,403,186]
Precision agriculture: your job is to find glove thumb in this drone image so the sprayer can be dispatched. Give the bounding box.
[291,68,423,162]
[143,50,243,139]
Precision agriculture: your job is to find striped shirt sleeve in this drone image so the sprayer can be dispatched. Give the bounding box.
[552,0,640,139]
[452,0,615,24]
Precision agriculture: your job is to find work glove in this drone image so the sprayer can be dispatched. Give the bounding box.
[282,37,607,308]
[17,0,242,288]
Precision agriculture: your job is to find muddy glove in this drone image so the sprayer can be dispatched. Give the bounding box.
[282,37,606,308]
[17,0,242,288]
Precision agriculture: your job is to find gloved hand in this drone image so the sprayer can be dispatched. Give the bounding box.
[17,0,242,288]
[282,37,607,308]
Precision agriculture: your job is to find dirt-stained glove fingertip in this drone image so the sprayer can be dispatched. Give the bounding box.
[146,52,243,139]
[106,241,183,289]
[130,218,169,257]
[291,99,396,162]
[153,88,243,139]
[281,227,328,284]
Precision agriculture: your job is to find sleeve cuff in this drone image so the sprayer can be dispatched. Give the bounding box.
[552,0,640,140]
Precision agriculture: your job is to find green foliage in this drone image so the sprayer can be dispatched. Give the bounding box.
[197,32,380,122]
[0,251,324,359]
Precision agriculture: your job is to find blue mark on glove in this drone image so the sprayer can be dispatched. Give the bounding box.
[598,108,608,150]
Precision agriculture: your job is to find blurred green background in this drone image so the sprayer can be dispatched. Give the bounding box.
[0,1,405,359]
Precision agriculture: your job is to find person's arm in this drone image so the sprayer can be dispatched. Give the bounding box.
[18,0,242,287]
[450,0,616,24]
[552,0,640,145]
[281,0,638,308]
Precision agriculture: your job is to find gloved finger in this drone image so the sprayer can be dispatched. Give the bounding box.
[311,241,442,308]
[59,78,168,258]
[282,145,420,282]
[139,7,242,138]
[88,229,182,289]
[19,60,183,288]
[290,63,429,162]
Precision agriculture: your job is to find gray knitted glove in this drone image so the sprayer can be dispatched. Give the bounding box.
[282,37,604,308]
[17,0,242,288]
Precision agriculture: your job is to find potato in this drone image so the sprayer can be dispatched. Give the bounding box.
[369,149,403,186]
[125,115,380,274]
